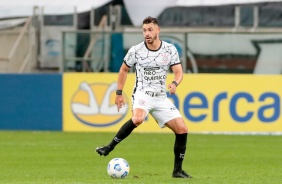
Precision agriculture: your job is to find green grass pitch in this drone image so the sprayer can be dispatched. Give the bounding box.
[0,131,281,184]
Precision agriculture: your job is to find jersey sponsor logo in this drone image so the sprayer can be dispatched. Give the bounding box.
[71,82,128,127]
[144,70,157,75]
[144,75,166,81]
[144,67,160,75]
[144,67,160,71]
[145,91,154,96]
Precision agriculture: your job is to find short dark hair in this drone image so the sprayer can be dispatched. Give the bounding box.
[143,16,159,25]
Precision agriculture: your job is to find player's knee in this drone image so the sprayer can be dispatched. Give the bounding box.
[132,116,145,126]
[176,126,188,134]
[182,126,188,133]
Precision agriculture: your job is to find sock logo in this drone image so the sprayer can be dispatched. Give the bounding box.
[179,153,185,159]
[71,82,128,127]
[114,137,122,142]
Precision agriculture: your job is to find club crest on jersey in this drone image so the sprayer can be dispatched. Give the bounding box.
[161,53,169,64]
[70,82,128,127]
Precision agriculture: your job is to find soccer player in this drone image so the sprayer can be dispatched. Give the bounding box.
[96,16,192,178]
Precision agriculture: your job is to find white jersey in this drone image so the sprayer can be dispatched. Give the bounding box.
[124,40,181,94]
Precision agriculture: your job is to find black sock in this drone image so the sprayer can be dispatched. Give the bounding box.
[174,133,187,171]
[108,119,136,149]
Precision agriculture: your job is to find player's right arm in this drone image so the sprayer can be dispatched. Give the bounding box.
[115,62,130,112]
[117,62,130,91]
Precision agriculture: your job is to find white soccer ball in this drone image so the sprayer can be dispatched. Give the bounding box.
[107,158,130,179]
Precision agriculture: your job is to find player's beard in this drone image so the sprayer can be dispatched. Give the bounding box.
[145,34,157,45]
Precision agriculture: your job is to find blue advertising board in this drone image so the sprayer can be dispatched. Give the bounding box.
[0,74,62,130]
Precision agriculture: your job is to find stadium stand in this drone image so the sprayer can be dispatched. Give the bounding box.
[0,0,282,74]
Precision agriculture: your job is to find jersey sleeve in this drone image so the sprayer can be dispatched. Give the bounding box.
[170,45,181,66]
[123,46,136,68]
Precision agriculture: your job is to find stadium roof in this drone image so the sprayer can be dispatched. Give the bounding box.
[0,0,282,26]
[0,0,112,18]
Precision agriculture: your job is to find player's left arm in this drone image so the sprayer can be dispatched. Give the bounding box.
[168,64,183,95]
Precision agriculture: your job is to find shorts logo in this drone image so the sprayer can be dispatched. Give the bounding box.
[71,82,128,127]
[138,99,145,106]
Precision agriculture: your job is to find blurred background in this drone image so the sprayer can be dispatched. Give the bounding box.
[0,0,281,133]
[1,0,282,74]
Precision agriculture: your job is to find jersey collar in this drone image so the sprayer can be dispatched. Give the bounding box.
[144,40,162,52]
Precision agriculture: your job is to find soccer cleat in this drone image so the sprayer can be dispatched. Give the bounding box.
[172,169,193,178]
[96,145,113,156]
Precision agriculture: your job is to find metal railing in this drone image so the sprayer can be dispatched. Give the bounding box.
[62,28,282,74]
[0,17,37,73]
